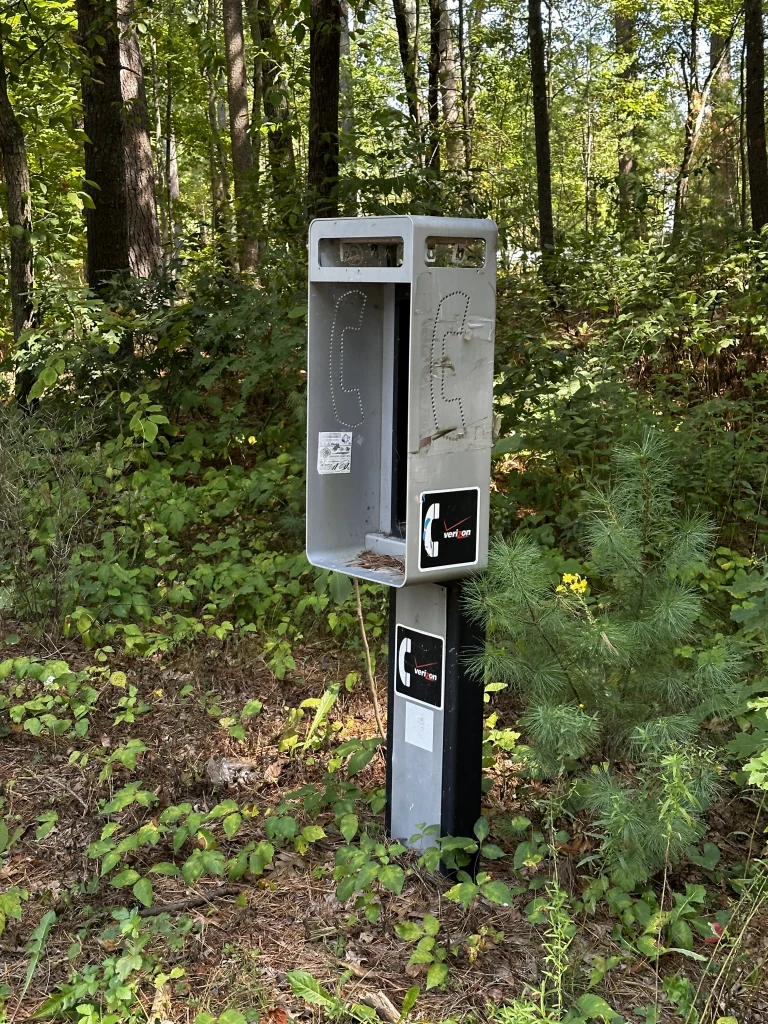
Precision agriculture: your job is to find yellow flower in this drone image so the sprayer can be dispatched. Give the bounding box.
[556,584,566,593]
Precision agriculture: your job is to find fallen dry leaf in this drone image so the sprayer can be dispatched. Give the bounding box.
[262,1009,290,1024]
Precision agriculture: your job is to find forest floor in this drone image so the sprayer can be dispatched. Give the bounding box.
[2,632,768,1023]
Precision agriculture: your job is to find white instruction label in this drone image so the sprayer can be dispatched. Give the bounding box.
[317,431,352,474]
[404,701,433,752]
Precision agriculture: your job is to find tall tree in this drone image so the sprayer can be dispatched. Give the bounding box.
[745,0,768,231]
[437,0,462,168]
[223,0,259,269]
[427,0,442,174]
[203,0,234,262]
[528,0,554,261]
[615,9,640,231]
[307,0,341,218]
[392,0,420,127]
[77,0,161,287]
[0,36,34,349]
[246,0,296,201]
[710,29,736,216]
[672,3,733,236]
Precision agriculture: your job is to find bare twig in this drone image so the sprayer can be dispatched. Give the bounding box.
[353,579,385,740]
[138,885,241,918]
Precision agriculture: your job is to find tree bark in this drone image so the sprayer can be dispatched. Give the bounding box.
[223,0,259,270]
[204,0,233,262]
[437,0,462,169]
[456,0,471,171]
[340,0,354,146]
[77,0,160,287]
[528,0,554,260]
[392,0,420,126]
[615,11,640,232]
[427,0,441,174]
[0,37,34,345]
[246,0,296,199]
[77,0,130,286]
[118,0,162,277]
[0,36,36,404]
[710,30,736,217]
[745,0,768,232]
[307,0,341,218]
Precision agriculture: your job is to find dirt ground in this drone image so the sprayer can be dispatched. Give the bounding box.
[2,634,768,1023]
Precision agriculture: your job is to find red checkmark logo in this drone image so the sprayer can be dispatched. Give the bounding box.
[414,660,438,669]
[443,515,471,532]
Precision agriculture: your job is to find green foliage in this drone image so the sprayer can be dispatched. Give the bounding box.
[468,432,740,886]
[0,656,100,738]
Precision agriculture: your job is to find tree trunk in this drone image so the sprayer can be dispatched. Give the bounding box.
[392,0,420,126]
[339,0,357,212]
[427,0,441,174]
[672,2,733,237]
[77,0,130,286]
[223,0,259,270]
[437,0,462,169]
[118,0,162,277]
[0,36,35,403]
[745,0,768,232]
[77,0,160,287]
[149,36,167,246]
[0,37,34,345]
[740,31,749,228]
[528,0,554,260]
[456,0,471,171]
[710,31,736,217]
[246,0,296,199]
[615,11,640,231]
[340,0,354,145]
[307,0,341,218]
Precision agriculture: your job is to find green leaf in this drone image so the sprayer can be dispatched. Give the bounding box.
[287,970,336,1009]
[301,825,325,843]
[339,813,358,843]
[111,869,140,888]
[636,934,660,957]
[149,861,180,876]
[473,816,490,842]
[426,962,448,990]
[132,877,153,908]
[422,914,440,936]
[219,1012,247,1024]
[492,434,524,457]
[480,880,516,906]
[668,919,694,951]
[329,572,352,605]
[35,811,58,841]
[223,813,242,838]
[336,876,357,901]
[28,366,58,401]
[378,864,405,895]
[481,843,505,860]
[347,747,375,776]
[401,986,420,1016]
[395,921,422,941]
[444,881,479,908]
[577,993,619,1020]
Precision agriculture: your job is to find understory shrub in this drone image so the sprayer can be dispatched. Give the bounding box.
[467,431,743,887]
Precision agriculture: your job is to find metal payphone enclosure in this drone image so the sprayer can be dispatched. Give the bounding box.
[306,216,498,588]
